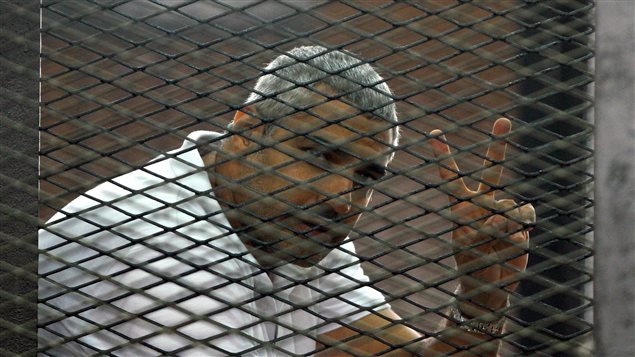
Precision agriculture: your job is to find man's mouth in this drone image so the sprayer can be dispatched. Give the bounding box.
[293,214,350,246]
[296,219,328,235]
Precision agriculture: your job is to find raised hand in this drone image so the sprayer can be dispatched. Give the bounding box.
[430,118,535,319]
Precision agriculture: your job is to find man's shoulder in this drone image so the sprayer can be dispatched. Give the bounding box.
[319,240,361,269]
[45,132,221,221]
[40,148,218,250]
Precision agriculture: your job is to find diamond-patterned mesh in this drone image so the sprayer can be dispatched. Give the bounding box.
[3,0,593,356]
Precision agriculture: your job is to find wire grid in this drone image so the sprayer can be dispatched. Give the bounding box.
[1,0,595,355]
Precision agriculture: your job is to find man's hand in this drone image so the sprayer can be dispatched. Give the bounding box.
[317,119,536,357]
[430,118,535,319]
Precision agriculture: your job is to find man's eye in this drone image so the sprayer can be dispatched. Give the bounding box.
[355,171,381,185]
[302,148,327,159]
[355,167,386,185]
[356,172,373,181]
[351,173,373,190]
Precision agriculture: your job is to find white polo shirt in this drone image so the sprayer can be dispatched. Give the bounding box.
[39,131,388,356]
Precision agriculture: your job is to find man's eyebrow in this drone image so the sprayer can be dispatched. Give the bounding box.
[305,133,387,164]
[305,134,339,148]
[307,101,382,123]
[363,162,388,178]
[303,134,388,178]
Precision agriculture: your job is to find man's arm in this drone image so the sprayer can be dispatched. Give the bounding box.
[317,307,504,356]
[316,118,534,356]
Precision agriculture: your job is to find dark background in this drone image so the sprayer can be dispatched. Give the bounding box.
[1,0,39,355]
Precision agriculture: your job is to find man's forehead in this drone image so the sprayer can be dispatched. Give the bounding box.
[301,91,384,122]
[277,114,391,151]
[275,98,393,143]
[270,116,392,167]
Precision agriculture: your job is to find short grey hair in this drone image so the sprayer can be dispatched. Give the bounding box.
[241,46,400,146]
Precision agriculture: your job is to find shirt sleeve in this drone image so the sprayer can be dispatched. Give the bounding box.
[313,240,390,335]
[38,160,269,356]
[38,161,186,356]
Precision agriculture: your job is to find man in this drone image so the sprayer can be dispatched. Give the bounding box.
[39,46,535,356]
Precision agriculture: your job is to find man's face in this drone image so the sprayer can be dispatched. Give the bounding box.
[222,94,393,268]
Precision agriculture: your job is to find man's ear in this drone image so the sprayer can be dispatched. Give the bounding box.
[230,107,265,150]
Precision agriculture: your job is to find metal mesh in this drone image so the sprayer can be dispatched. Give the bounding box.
[2,0,594,355]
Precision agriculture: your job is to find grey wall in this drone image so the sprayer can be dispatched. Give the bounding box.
[595,1,635,356]
[0,0,39,355]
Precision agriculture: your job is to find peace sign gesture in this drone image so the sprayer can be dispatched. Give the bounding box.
[430,118,536,319]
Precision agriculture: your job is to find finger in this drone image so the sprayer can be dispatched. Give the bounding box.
[497,200,536,231]
[494,198,515,220]
[518,203,536,230]
[500,244,528,291]
[480,214,508,239]
[488,201,531,256]
[502,228,530,251]
[501,231,530,275]
[429,130,470,200]
[477,118,512,195]
[500,229,530,292]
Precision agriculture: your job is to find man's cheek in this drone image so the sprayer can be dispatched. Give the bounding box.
[344,215,362,229]
[274,188,314,210]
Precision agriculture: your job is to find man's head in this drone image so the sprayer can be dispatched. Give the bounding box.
[209,46,399,268]
[241,46,399,146]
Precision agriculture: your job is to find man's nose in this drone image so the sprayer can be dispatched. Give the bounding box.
[326,195,352,216]
[321,173,354,216]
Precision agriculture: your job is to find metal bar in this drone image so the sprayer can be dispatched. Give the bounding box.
[594,1,635,355]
